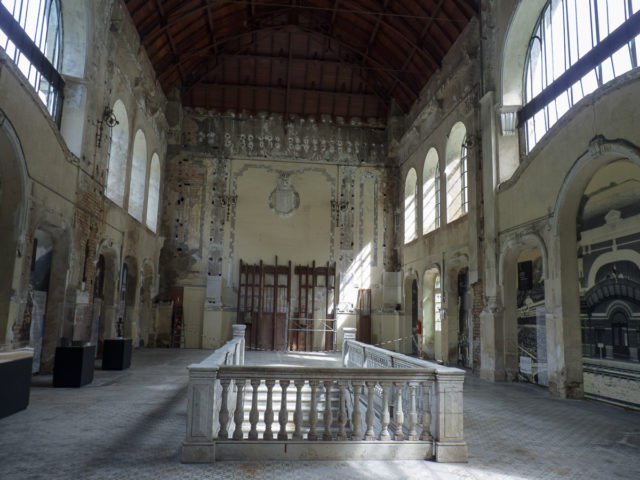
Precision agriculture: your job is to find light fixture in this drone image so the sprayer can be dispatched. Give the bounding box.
[96,106,119,148]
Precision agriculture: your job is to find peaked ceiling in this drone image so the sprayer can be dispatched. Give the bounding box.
[125,0,477,121]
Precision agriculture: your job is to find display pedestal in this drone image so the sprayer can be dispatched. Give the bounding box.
[53,345,95,387]
[102,338,132,370]
[0,350,33,418]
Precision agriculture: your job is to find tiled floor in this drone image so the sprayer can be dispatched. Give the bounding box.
[1,348,639,479]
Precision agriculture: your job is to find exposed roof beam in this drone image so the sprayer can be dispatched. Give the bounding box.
[387,0,447,98]
[194,82,384,104]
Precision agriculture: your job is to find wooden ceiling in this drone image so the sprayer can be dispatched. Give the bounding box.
[125,0,477,121]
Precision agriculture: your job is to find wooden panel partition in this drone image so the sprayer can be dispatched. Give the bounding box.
[238,258,291,351]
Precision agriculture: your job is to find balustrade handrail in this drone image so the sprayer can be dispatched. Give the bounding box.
[217,365,436,381]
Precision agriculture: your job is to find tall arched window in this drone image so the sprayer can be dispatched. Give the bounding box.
[522,0,640,152]
[129,130,147,222]
[105,100,129,207]
[404,168,418,244]
[146,153,160,232]
[461,137,469,215]
[423,148,439,235]
[445,122,467,223]
[0,0,64,122]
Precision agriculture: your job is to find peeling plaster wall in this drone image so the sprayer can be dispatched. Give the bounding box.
[161,109,395,349]
[0,0,167,369]
[391,18,482,364]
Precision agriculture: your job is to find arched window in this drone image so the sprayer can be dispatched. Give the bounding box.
[105,100,129,207]
[128,130,147,222]
[461,137,469,215]
[423,148,439,235]
[404,168,418,244]
[435,163,441,229]
[522,0,640,151]
[445,122,467,223]
[0,0,64,122]
[146,153,160,232]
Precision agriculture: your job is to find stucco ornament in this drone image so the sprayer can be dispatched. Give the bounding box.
[269,173,300,217]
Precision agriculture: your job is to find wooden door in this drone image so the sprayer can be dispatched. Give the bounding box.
[238,258,290,351]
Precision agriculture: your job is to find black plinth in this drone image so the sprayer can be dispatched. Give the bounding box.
[0,355,33,418]
[102,338,132,370]
[53,345,95,387]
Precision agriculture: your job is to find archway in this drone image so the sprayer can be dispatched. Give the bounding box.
[551,138,640,397]
[0,111,28,346]
[95,245,119,356]
[422,266,442,361]
[25,230,53,373]
[140,262,154,347]
[443,255,470,366]
[577,158,640,405]
[402,272,419,355]
[123,257,139,344]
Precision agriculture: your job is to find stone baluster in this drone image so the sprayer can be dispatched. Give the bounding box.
[323,380,334,440]
[264,379,275,440]
[233,378,246,440]
[420,381,433,441]
[379,381,391,440]
[218,378,231,439]
[364,380,376,441]
[293,379,305,440]
[407,382,419,440]
[278,379,290,440]
[337,380,348,440]
[350,380,364,440]
[232,324,246,365]
[308,379,319,440]
[393,381,405,440]
[248,378,260,440]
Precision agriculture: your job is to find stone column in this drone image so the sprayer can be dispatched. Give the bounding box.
[433,369,468,463]
[182,366,219,462]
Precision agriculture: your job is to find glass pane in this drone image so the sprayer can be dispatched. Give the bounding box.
[611,43,633,75]
[601,56,615,83]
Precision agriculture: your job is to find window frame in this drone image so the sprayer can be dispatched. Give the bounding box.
[520,0,640,152]
[0,0,64,124]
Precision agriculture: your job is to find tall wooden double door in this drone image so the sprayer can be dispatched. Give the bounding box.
[237,258,336,352]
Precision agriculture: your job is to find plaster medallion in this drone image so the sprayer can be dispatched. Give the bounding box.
[269,173,300,217]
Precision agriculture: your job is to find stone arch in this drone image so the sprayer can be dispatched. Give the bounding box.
[445,122,467,223]
[422,148,440,235]
[128,129,148,221]
[499,233,549,383]
[0,111,29,346]
[546,138,640,397]
[500,0,547,108]
[587,250,640,290]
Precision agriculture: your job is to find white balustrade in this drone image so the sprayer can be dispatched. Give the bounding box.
[182,325,466,463]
